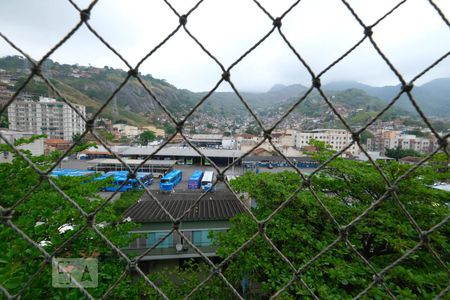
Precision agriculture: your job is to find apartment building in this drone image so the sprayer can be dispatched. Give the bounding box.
[367,130,437,154]
[7,97,86,141]
[295,129,360,155]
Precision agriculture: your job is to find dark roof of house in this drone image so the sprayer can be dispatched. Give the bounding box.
[124,191,246,223]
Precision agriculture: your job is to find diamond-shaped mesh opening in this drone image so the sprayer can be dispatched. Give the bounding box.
[181,0,271,68]
[276,242,375,299]
[183,82,259,144]
[369,0,450,79]
[136,31,222,119]
[85,1,179,66]
[281,0,364,73]
[215,233,296,299]
[227,34,313,129]
[262,189,341,264]
[1,0,449,298]
[347,195,419,269]
[378,244,448,299]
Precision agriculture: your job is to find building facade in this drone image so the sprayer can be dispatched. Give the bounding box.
[112,123,141,138]
[7,97,86,141]
[123,192,246,270]
[295,129,360,155]
[367,130,438,154]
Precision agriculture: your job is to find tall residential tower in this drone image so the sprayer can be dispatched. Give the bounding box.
[7,96,86,141]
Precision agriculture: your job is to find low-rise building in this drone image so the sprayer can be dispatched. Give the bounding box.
[355,151,393,162]
[221,136,236,149]
[112,124,141,138]
[44,139,72,155]
[188,134,223,148]
[272,129,296,147]
[367,130,437,154]
[123,192,246,270]
[295,129,360,155]
[120,146,242,166]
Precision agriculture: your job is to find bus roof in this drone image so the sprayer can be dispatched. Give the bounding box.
[162,169,182,180]
[189,170,204,181]
[202,171,214,182]
[100,171,151,180]
[51,169,96,177]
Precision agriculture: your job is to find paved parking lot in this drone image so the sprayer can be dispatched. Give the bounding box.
[59,159,316,198]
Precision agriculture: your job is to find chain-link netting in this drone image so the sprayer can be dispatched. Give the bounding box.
[0,0,449,299]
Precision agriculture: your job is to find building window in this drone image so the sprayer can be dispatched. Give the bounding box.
[192,230,213,246]
[147,232,173,248]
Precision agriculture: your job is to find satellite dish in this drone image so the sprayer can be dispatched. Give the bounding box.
[176,243,183,252]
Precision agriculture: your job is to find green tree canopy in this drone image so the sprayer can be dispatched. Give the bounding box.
[163,122,176,136]
[385,146,421,161]
[138,130,156,146]
[215,144,449,299]
[0,138,146,299]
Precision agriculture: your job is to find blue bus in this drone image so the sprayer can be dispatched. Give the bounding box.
[160,169,182,193]
[94,171,153,192]
[50,169,97,177]
[188,170,204,189]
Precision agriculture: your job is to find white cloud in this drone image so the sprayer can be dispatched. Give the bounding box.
[1,0,449,92]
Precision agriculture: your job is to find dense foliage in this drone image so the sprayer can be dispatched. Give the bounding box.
[0,137,145,299]
[1,136,448,299]
[139,131,157,146]
[385,147,422,161]
[215,142,449,299]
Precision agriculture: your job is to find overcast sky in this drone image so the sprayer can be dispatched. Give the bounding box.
[1,0,449,92]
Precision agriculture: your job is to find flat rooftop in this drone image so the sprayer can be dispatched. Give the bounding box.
[121,146,243,158]
[88,158,179,166]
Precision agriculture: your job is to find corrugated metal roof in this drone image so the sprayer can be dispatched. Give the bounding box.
[191,134,223,140]
[124,192,246,222]
[87,159,179,166]
[120,146,242,158]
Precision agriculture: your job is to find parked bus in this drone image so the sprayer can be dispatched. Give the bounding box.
[201,171,215,192]
[159,169,182,193]
[188,170,204,189]
[51,169,96,177]
[94,171,153,192]
[87,159,177,178]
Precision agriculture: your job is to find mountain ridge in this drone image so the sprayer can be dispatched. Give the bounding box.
[319,79,450,117]
[0,56,448,130]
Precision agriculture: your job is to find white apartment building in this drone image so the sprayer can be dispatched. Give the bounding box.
[367,131,437,154]
[7,97,86,141]
[386,135,436,153]
[295,129,360,155]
